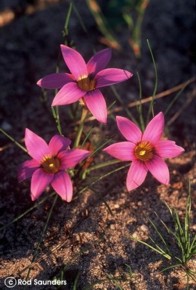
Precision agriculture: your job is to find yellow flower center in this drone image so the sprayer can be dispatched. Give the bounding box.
[134,141,154,162]
[77,76,96,91]
[41,156,61,174]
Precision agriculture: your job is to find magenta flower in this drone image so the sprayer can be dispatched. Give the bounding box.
[18,129,90,201]
[37,45,133,123]
[103,112,184,191]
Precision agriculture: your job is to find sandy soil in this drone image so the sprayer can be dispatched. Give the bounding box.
[0,0,195,289]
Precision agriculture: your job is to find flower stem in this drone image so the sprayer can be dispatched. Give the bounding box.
[74,107,88,147]
[0,128,27,152]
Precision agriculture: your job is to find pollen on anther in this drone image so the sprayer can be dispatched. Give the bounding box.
[139,150,146,156]
[79,75,88,80]
[134,141,154,162]
[77,76,96,92]
[41,156,61,174]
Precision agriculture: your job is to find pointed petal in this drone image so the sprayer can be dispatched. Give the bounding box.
[126,161,148,191]
[31,168,54,201]
[51,171,73,202]
[103,142,135,161]
[52,82,84,106]
[60,44,88,79]
[116,116,142,143]
[18,159,39,182]
[58,149,90,169]
[84,90,107,123]
[87,48,112,76]
[95,68,133,88]
[146,155,169,185]
[37,73,73,89]
[142,112,164,144]
[25,129,50,162]
[49,135,71,155]
[156,140,184,158]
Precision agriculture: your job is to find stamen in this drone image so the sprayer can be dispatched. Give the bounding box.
[41,156,61,174]
[77,76,96,91]
[139,150,146,156]
[134,141,154,162]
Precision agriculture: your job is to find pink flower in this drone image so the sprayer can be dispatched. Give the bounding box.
[103,112,184,191]
[18,129,90,201]
[37,45,133,123]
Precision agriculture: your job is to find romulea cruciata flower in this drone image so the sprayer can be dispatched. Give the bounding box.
[103,112,184,191]
[37,45,133,124]
[18,129,90,201]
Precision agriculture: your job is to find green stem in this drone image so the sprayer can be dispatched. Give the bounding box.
[74,108,88,147]
[0,128,27,152]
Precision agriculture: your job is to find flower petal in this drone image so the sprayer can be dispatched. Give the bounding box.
[84,89,107,123]
[49,135,71,155]
[52,82,84,106]
[25,128,50,162]
[31,168,54,201]
[18,159,40,182]
[126,160,148,191]
[51,171,73,202]
[103,142,135,161]
[58,149,90,169]
[87,48,112,76]
[155,140,184,158]
[116,116,142,143]
[146,155,169,185]
[60,44,88,80]
[95,68,133,88]
[37,73,73,89]
[142,112,164,144]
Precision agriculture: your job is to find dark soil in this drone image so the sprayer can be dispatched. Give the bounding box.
[0,0,195,289]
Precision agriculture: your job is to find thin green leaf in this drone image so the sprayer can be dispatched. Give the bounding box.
[146,38,158,120]
[0,128,27,153]
[149,218,171,254]
[72,272,80,290]
[0,192,55,231]
[131,237,171,260]
[136,71,145,130]
[81,127,94,147]
[110,86,138,124]
[79,164,130,195]
[26,195,58,279]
